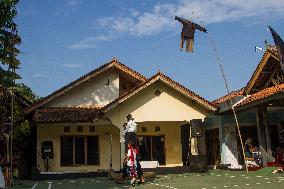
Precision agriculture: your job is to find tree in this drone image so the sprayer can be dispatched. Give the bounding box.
[0,0,21,134]
[0,0,40,179]
[0,0,21,68]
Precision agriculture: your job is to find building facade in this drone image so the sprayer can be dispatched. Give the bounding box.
[26,58,217,173]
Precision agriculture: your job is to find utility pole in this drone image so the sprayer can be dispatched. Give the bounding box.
[10,66,15,185]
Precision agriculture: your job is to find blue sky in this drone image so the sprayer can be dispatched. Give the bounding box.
[16,0,284,101]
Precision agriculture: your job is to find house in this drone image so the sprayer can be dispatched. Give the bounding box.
[205,46,284,169]
[25,58,217,173]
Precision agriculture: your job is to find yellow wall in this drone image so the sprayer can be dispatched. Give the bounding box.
[37,80,212,171]
[136,121,183,165]
[105,82,211,165]
[37,123,121,172]
[45,70,120,107]
[106,83,209,128]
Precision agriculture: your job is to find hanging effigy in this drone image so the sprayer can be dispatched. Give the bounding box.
[175,16,207,52]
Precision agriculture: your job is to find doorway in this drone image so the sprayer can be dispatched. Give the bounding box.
[138,135,165,165]
[205,128,220,165]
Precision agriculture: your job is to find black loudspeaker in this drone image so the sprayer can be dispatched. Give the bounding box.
[41,141,54,159]
[190,119,203,137]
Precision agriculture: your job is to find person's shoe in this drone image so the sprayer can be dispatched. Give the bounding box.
[130,178,136,186]
[138,180,145,184]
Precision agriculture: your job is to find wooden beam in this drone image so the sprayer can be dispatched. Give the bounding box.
[261,71,271,74]
[256,106,268,166]
[262,106,272,159]
[271,78,279,85]
[264,67,279,87]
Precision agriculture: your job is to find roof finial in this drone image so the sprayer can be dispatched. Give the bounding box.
[111,57,118,63]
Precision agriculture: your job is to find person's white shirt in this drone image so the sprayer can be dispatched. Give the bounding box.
[120,119,137,143]
[125,120,137,133]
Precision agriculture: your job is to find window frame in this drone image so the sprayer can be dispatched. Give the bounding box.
[60,135,100,166]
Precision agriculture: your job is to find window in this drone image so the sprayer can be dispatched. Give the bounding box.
[61,136,73,166]
[87,136,99,165]
[155,126,160,132]
[60,136,99,166]
[89,126,95,132]
[122,84,127,90]
[105,79,110,85]
[64,126,70,132]
[142,127,147,132]
[77,126,83,132]
[75,137,85,164]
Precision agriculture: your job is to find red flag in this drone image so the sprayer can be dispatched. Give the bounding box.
[268,26,284,73]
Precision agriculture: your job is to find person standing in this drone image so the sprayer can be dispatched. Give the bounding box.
[123,142,144,186]
[122,114,138,153]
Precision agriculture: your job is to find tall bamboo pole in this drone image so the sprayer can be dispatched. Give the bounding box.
[189,13,248,173]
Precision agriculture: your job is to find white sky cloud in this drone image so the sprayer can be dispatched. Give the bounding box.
[60,64,81,68]
[97,0,284,37]
[56,0,82,16]
[68,34,114,49]
[33,73,47,78]
[69,0,284,49]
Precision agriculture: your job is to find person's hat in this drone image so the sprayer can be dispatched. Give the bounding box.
[126,114,132,119]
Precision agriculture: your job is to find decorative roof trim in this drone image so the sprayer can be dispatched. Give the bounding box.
[244,48,279,95]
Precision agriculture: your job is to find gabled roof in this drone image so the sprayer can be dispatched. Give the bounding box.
[244,46,280,95]
[235,83,284,109]
[102,72,217,113]
[212,88,244,105]
[25,58,147,114]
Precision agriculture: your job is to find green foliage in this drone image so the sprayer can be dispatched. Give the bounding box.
[16,83,39,104]
[0,0,21,127]
[0,0,39,170]
[0,0,21,68]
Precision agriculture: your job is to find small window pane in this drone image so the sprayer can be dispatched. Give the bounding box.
[64,126,70,132]
[89,126,95,132]
[77,126,83,132]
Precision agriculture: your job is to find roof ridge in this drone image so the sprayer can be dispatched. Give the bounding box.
[157,73,217,108]
[212,88,245,104]
[243,48,280,95]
